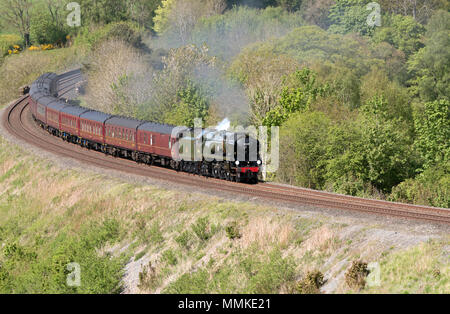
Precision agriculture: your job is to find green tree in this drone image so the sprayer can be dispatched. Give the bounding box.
[278,111,331,188]
[262,68,327,127]
[164,81,209,127]
[373,14,425,58]
[0,0,32,46]
[153,0,175,34]
[413,99,450,169]
[328,0,376,36]
[79,0,129,25]
[408,10,450,102]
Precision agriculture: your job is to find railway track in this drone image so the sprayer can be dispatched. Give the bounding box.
[2,94,450,225]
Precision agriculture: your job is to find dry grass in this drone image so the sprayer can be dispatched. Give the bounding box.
[0,134,448,293]
[239,216,295,250]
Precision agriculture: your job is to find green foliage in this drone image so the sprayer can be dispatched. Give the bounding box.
[328,0,375,36]
[356,97,416,192]
[243,249,296,294]
[225,221,241,240]
[389,163,449,208]
[30,7,68,45]
[191,217,211,241]
[263,68,328,127]
[153,0,175,34]
[0,34,22,58]
[175,230,192,249]
[408,10,450,102]
[162,249,178,266]
[278,111,331,189]
[164,269,209,293]
[413,99,449,169]
[164,248,296,294]
[373,14,425,58]
[78,0,129,25]
[164,81,209,127]
[74,21,143,49]
[0,219,124,293]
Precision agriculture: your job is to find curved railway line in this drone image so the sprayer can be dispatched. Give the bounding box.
[2,77,450,225]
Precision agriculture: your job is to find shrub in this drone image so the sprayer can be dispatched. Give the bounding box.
[164,269,209,294]
[0,34,22,58]
[138,261,160,292]
[175,230,192,249]
[296,270,324,294]
[225,221,241,240]
[191,217,211,241]
[244,249,296,294]
[149,221,164,244]
[345,260,370,290]
[162,249,178,266]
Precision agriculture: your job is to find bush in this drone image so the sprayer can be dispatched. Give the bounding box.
[138,261,160,292]
[296,270,325,294]
[191,217,211,241]
[30,13,68,45]
[389,163,450,208]
[175,230,192,249]
[244,249,296,294]
[74,22,143,50]
[225,221,241,240]
[162,249,178,266]
[0,34,22,58]
[345,260,370,290]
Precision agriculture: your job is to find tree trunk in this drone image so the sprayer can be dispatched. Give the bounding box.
[24,33,30,47]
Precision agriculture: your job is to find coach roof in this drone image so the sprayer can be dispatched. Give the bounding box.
[47,100,69,111]
[79,110,112,123]
[105,116,144,130]
[138,121,175,135]
[60,105,90,117]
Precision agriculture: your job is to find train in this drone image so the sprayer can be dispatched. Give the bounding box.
[28,73,261,183]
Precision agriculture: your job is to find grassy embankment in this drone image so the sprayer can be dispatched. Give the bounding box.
[0,43,448,294]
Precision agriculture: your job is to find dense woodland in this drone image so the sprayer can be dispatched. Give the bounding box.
[0,0,449,207]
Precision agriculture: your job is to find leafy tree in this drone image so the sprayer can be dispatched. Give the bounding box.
[328,0,376,36]
[127,0,163,30]
[153,0,175,34]
[389,162,449,208]
[0,0,32,46]
[30,3,69,45]
[262,68,328,127]
[164,81,209,127]
[373,14,425,58]
[408,10,450,102]
[358,97,416,192]
[413,99,450,169]
[278,111,331,188]
[229,49,299,125]
[78,0,129,25]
